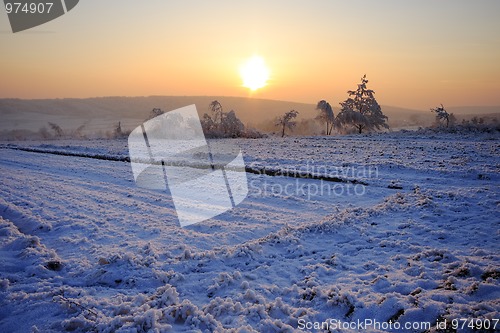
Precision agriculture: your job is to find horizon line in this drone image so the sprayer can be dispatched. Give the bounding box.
[1,94,500,112]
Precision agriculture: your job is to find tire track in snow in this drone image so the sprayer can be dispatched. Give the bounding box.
[1,145,368,186]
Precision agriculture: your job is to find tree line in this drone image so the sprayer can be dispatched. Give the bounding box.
[4,74,497,141]
[277,75,389,137]
[145,75,390,138]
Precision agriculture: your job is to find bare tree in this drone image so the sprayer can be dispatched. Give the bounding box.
[48,122,64,137]
[275,110,299,137]
[337,75,388,134]
[115,121,123,137]
[74,123,86,138]
[316,100,334,135]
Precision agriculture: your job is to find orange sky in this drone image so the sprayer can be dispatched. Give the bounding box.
[1,0,499,110]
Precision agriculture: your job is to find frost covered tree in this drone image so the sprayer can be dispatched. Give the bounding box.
[316,100,335,135]
[201,101,246,138]
[336,75,388,134]
[430,104,451,127]
[203,100,225,135]
[220,110,245,137]
[147,108,164,120]
[275,110,299,137]
[208,100,224,125]
[201,113,215,133]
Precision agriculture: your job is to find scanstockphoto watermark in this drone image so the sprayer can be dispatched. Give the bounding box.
[298,318,433,332]
[298,318,499,332]
[248,163,378,200]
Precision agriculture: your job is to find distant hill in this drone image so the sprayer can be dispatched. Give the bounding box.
[0,96,498,133]
[0,96,315,132]
[447,106,500,115]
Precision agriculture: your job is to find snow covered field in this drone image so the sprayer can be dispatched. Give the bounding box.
[0,132,499,332]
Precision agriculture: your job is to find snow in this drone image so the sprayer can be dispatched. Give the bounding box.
[0,131,499,332]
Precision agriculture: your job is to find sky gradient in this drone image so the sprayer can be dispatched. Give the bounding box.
[1,0,499,110]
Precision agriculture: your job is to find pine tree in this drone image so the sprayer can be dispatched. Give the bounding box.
[337,75,388,134]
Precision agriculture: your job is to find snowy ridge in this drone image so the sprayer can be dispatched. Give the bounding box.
[1,188,498,332]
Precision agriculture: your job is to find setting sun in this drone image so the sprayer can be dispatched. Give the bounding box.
[240,55,269,91]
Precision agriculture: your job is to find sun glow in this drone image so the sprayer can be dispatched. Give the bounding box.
[240,55,269,91]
